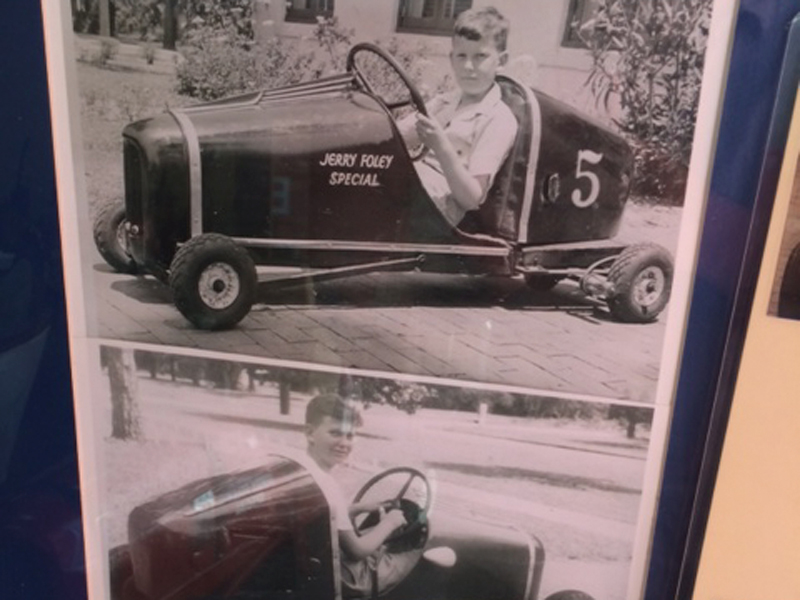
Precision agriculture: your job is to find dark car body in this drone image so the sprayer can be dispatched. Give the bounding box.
[94,44,672,329]
[111,455,546,600]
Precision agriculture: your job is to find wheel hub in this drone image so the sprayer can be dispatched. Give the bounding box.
[198,262,240,309]
[632,266,665,307]
[116,220,129,253]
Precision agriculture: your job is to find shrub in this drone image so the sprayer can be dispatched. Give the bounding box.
[183,0,254,39]
[114,0,163,40]
[95,39,119,66]
[580,0,713,204]
[176,24,317,100]
[176,15,449,103]
[142,42,157,65]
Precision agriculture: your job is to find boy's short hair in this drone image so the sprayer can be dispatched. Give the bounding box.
[305,394,363,428]
[454,6,510,53]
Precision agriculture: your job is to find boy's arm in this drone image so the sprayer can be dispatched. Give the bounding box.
[418,106,519,214]
[349,499,385,518]
[416,114,488,212]
[339,508,407,560]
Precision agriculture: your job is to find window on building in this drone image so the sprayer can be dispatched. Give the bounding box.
[285,0,334,24]
[397,0,473,35]
[562,0,598,48]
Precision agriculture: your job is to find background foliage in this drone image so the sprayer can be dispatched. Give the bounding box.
[124,351,652,438]
[580,0,713,204]
[176,16,443,101]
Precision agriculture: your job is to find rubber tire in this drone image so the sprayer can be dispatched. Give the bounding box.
[778,242,800,319]
[93,201,138,274]
[543,591,595,600]
[606,243,673,323]
[524,274,563,291]
[108,545,133,600]
[169,234,257,330]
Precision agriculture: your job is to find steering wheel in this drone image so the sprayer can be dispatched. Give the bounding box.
[346,43,429,160]
[352,467,432,551]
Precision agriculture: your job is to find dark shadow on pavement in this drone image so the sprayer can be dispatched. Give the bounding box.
[110,277,172,304]
[255,272,600,313]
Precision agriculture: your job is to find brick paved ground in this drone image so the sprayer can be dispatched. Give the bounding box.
[93,261,667,402]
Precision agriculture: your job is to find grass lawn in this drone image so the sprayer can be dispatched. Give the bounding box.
[76,61,186,217]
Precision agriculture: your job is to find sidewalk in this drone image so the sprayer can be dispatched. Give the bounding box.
[74,33,179,76]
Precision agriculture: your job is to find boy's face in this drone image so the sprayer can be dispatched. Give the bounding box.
[450,35,507,101]
[306,416,357,471]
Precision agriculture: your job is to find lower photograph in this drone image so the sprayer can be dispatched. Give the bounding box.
[87,344,659,600]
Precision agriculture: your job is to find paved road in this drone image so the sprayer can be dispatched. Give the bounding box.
[94,259,667,402]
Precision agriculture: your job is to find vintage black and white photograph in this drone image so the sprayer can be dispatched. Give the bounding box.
[769,152,800,319]
[91,343,657,600]
[45,0,730,401]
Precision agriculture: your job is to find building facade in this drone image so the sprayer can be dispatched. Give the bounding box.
[253,0,608,120]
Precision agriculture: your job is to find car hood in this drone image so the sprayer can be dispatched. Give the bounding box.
[123,79,394,159]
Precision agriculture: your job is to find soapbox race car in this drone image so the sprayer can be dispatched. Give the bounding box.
[94,43,674,330]
[108,455,593,600]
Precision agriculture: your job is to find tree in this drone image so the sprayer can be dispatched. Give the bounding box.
[608,405,652,438]
[338,375,433,415]
[98,0,112,36]
[580,0,713,203]
[103,346,142,440]
[163,0,178,49]
[279,371,292,415]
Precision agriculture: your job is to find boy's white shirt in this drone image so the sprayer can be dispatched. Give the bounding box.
[402,83,519,225]
[276,449,353,532]
[420,83,518,180]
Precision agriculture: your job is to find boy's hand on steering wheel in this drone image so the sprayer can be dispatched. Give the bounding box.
[381,507,408,530]
[415,114,448,154]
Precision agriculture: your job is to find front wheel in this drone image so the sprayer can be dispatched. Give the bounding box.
[778,242,800,319]
[108,545,133,600]
[169,234,257,330]
[606,243,673,323]
[93,201,137,274]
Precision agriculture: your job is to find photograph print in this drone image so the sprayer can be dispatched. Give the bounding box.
[770,151,800,319]
[45,0,730,402]
[90,343,658,600]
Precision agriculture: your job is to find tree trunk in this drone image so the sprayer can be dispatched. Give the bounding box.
[163,0,178,50]
[626,419,637,439]
[106,347,142,440]
[247,368,256,392]
[98,0,112,37]
[279,376,291,415]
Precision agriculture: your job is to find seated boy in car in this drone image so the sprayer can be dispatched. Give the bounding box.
[402,6,519,228]
[304,394,423,598]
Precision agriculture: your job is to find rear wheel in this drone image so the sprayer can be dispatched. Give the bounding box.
[778,242,800,319]
[606,243,673,323]
[93,201,137,274]
[169,234,257,330]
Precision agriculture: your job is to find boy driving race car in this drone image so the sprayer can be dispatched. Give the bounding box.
[400,6,519,227]
[304,394,446,598]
